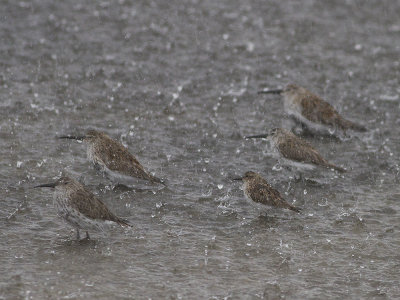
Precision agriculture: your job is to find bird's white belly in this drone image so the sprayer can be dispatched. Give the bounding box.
[279,157,316,170]
[290,111,334,135]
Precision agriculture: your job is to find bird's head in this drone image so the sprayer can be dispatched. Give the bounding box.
[282,84,301,96]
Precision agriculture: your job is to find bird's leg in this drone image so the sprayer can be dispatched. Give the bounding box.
[76,228,80,240]
[93,162,102,172]
[293,172,303,183]
[343,129,350,139]
[85,231,90,240]
[93,162,108,178]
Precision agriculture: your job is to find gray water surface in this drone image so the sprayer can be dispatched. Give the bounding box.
[1,0,400,299]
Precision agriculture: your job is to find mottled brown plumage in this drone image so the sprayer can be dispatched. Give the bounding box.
[35,176,130,240]
[59,130,163,185]
[247,128,346,172]
[258,84,366,134]
[233,171,300,212]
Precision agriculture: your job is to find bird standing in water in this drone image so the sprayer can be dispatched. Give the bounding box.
[59,130,164,186]
[233,171,301,213]
[35,176,131,240]
[246,128,346,172]
[258,84,366,135]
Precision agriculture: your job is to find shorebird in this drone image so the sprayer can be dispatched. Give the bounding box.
[258,84,366,135]
[35,176,131,240]
[246,128,346,172]
[233,171,300,213]
[59,130,164,185]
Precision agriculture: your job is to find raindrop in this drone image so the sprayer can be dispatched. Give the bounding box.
[246,42,254,52]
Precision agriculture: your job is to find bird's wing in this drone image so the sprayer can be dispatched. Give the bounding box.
[278,135,327,165]
[94,137,152,180]
[248,181,286,208]
[300,94,342,127]
[69,188,121,223]
[248,181,299,211]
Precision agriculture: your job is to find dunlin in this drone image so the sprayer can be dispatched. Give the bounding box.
[246,128,346,172]
[233,171,300,213]
[59,130,164,185]
[258,84,366,135]
[35,176,130,240]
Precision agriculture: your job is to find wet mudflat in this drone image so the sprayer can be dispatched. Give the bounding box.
[1,0,400,298]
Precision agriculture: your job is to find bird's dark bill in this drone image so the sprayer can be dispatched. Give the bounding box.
[34,182,57,188]
[257,89,283,95]
[246,134,269,139]
[58,135,86,140]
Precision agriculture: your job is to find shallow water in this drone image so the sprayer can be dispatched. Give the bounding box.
[1,0,400,298]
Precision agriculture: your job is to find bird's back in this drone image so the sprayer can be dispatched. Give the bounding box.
[277,132,327,166]
[300,92,342,128]
[246,177,300,212]
[299,90,365,132]
[91,135,152,181]
[60,181,129,226]
[246,179,284,207]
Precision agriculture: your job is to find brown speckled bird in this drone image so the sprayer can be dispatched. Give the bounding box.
[258,84,366,135]
[233,171,300,213]
[35,176,130,240]
[59,130,164,185]
[246,128,346,172]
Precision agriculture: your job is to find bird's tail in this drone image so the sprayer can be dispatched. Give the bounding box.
[149,174,166,186]
[340,118,367,132]
[116,218,132,228]
[350,122,367,132]
[326,163,346,173]
[288,204,301,213]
